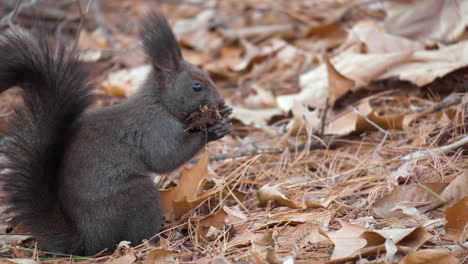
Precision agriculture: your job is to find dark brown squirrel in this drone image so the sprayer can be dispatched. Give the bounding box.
[0,12,232,256]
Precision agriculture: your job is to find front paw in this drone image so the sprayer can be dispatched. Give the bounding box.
[219,105,233,118]
[207,122,232,141]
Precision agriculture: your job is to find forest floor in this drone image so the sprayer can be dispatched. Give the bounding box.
[0,0,467,263]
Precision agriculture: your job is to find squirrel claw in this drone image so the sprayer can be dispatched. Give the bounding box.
[219,105,233,118]
[207,122,232,141]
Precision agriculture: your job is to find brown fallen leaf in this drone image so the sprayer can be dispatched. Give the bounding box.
[160,153,218,220]
[325,55,355,106]
[445,196,468,243]
[372,183,449,219]
[143,248,177,264]
[440,170,468,206]
[326,101,404,136]
[398,249,460,264]
[327,220,432,263]
[196,207,228,242]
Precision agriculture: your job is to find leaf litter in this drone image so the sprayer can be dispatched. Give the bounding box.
[0,0,467,263]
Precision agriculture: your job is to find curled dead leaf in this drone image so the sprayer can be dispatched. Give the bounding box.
[160,153,218,220]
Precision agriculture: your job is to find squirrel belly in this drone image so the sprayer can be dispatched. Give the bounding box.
[0,12,232,256]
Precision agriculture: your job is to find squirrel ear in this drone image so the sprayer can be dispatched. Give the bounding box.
[141,12,182,74]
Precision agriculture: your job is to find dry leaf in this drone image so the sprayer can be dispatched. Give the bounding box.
[234,39,287,72]
[372,183,449,219]
[444,196,468,243]
[327,220,432,263]
[325,55,355,106]
[325,101,404,136]
[250,245,267,264]
[101,65,151,97]
[265,247,294,264]
[350,21,424,54]
[277,223,328,248]
[174,10,222,51]
[398,249,460,264]
[254,212,331,231]
[257,184,302,209]
[379,40,468,86]
[143,248,178,264]
[277,50,409,111]
[160,153,217,220]
[286,104,320,136]
[105,245,136,264]
[440,170,468,206]
[196,208,228,241]
[204,47,243,77]
[230,107,282,127]
[384,0,468,44]
[388,160,428,186]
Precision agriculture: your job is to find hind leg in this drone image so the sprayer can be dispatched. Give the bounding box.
[122,181,163,246]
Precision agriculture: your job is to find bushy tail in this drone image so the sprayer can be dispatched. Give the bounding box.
[0,28,92,254]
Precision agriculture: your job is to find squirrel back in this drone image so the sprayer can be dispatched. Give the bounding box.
[0,28,92,253]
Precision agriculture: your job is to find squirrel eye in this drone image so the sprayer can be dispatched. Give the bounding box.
[192,81,203,92]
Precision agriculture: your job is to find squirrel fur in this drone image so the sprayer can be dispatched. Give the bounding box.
[0,13,232,256]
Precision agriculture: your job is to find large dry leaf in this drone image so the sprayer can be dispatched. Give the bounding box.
[325,101,404,136]
[372,183,449,219]
[160,153,217,220]
[379,40,468,86]
[327,220,432,263]
[398,249,460,264]
[384,0,468,44]
[445,196,468,243]
[277,37,468,112]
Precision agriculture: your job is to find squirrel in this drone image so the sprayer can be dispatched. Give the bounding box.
[0,12,232,256]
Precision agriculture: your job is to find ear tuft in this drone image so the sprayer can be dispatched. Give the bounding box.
[141,12,182,73]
